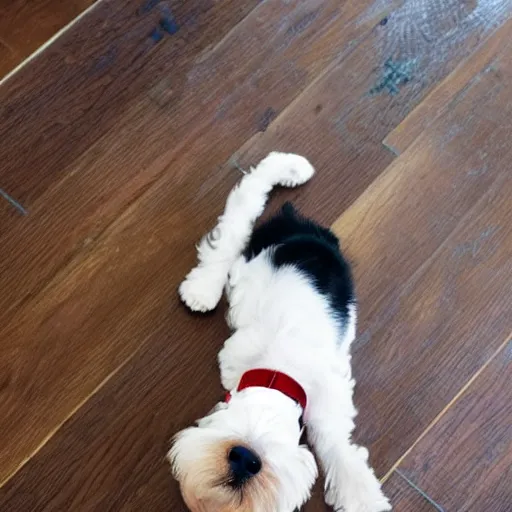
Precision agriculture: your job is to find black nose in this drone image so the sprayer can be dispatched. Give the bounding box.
[228,446,261,485]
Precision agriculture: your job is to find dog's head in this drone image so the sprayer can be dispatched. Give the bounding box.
[169,388,317,512]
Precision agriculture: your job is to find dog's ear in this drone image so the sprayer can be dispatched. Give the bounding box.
[280,444,317,509]
[209,400,229,414]
[297,444,318,477]
[196,401,228,427]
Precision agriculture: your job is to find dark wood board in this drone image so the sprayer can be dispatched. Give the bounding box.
[397,340,512,511]
[0,0,402,487]
[384,18,512,154]
[0,0,96,79]
[332,41,512,475]
[1,1,512,511]
[381,472,441,512]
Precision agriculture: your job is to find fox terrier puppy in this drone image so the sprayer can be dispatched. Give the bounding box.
[169,152,391,512]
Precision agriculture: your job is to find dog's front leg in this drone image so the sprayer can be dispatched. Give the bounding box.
[307,381,391,512]
[179,152,315,313]
[218,328,262,390]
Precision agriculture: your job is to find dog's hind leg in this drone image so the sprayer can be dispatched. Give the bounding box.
[307,372,391,512]
[179,152,315,312]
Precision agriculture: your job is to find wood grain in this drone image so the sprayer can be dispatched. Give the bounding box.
[0,0,264,484]
[0,0,399,328]
[230,0,512,226]
[0,0,261,208]
[332,40,512,475]
[0,0,96,79]
[0,317,230,511]
[0,0,403,487]
[384,17,512,155]
[397,339,512,511]
[0,38,18,80]
[1,0,512,510]
[0,194,14,233]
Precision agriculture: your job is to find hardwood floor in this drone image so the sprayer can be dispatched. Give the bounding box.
[0,1,511,511]
[382,472,442,512]
[396,339,512,511]
[383,18,512,155]
[0,0,96,79]
[331,21,512,477]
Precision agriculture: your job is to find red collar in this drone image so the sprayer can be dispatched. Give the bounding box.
[225,369,307,411]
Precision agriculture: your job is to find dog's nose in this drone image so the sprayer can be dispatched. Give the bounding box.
[228,446,261,483]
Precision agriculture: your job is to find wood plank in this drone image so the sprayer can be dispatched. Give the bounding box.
[0,0,96,79]
[0,196,15,235]
[230,0,512,225]
[331,43,512,474]
[0,0,396,327]
[0,0,261,207]
[396,339,512,511]
[0,0,401,487]
[0,0,262,485]
[384,17,512,155]
[0,38,18,81]
[0,317,230,511]
[381,472,440,512]
[2,0,507,328]
[1,0,512,506]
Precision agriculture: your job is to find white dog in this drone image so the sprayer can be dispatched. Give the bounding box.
[169,152,391,512]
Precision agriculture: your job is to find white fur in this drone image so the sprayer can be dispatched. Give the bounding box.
[179,152,314,312]
[172,152,391,512]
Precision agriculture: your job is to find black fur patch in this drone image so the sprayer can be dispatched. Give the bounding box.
[244,203,355,320]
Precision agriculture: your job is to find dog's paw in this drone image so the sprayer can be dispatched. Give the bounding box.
[254,151,315,188]
[325,455,391,512]
[218,347,239,390]
[350,495,391,512]
[179,267,223,312]
[325,486,391,512]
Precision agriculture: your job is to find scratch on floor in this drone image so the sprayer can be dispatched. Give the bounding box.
[395,469,445,511]
[0,188,28,215]
[452,225,500,259]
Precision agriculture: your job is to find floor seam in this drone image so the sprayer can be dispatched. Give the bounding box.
[381,18,512,157]
[381,333,511,484]
[0,1,103,87]
[394,469,445,511]
[0,1,404,334]
[0,336,148,489]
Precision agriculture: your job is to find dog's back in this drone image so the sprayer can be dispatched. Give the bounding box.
[244,202,355,323]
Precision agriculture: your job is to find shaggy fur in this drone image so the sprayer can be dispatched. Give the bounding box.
[169,152,391,512]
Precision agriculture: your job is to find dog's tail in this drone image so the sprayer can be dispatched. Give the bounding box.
[179,152,315,312]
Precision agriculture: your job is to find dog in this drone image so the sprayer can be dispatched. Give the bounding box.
[169,152,391,512]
